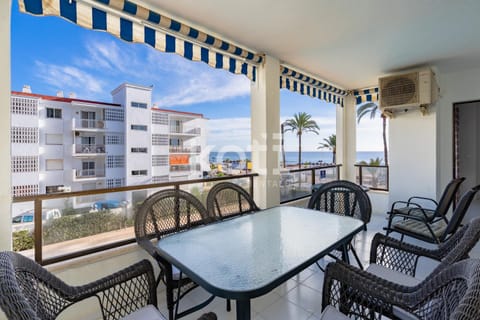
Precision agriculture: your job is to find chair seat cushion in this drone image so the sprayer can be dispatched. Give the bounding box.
[366,264,422,286]
[120,305,165,320]
[319,305,350,320]
[394,207,435,220]
[393,219,447,239]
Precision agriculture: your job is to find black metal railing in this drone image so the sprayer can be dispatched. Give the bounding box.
[12,173,258,265]
[280,164,341,203]
[355,164,389,191]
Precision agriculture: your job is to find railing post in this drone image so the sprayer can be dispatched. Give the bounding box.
[249,175,254,197]
[34,198,42,264]
[311,168,316,185]
[337,165,341,180]
[358,165,363,185]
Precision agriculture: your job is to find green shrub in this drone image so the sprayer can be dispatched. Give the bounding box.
[13,230,34,251]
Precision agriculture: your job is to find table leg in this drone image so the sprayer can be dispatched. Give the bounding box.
[236,299,251,320]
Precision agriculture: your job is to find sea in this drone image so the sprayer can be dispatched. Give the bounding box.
[209,151,384,165]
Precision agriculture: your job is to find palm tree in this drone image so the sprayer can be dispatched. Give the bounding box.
[284,112,320,168]
[357,102,388,166]
[318,134,336,164]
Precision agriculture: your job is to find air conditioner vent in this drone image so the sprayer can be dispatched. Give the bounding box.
[381,75,417,106]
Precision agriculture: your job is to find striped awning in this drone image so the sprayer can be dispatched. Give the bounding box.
[280,66,347,106]
[19,0,262,81]
[353,87,379,105]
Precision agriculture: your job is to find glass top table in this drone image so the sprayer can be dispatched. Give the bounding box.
[157,206,364,320]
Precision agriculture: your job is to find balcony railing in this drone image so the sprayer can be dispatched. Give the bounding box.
[74,144,106,154]
[169,126,201,135]
[280,164,341,203]
[73,119,106,130]
[12,173,258,265]
[170,164,201,172]
[169,145,201,153]
[74,168,106,179]
[355,164,389,191]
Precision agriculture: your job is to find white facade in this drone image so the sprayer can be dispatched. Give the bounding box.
[10,84,207,215]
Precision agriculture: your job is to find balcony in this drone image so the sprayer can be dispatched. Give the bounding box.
[169,145,201,153]
[355,164,389,191]
[73,168,106,180]
[169,126,201,135]
[170,164,201,172]
[73,144,106,156]
[72,119,106,131]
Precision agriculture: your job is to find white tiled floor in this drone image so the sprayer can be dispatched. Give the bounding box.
[155,212,480,320]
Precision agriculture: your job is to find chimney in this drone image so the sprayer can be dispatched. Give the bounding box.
[69,92,76,98]
[22,85,31,93]
[56,91,64,97]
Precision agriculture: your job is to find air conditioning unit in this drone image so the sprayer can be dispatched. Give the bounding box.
[379,68,438,117]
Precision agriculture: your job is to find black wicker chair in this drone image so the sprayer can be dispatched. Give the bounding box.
[134,189,215,320]
[388,177,465,222]
[322,258,480,320]
[308,180,372,269]
[385,185,479,244]
[0,251,158,320]
[206,182,260,219]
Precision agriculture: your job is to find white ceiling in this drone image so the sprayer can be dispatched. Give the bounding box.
[140,0,480,90]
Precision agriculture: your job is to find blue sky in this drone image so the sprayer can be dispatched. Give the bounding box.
[11,2,383,152]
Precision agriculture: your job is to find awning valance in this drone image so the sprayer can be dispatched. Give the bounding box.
[280,66,347,106]
[353,87,379,105]
[19,0,262,81]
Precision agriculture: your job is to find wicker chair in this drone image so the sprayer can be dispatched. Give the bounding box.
[307,180,372,269]
[322,258,480,320]
[134,189,215,320]
[385,185,480,244]
[206,182,260,219]
[0,251,158,320]
[388,177,465,222]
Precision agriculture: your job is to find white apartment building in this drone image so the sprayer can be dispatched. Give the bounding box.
[11,83,207,215]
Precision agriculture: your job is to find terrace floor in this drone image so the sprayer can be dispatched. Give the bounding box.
[154,211,480,320]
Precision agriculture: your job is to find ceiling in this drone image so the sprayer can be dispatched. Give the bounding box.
[139,0,480,90]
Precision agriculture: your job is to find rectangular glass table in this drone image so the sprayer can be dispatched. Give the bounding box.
[157,206,364,320]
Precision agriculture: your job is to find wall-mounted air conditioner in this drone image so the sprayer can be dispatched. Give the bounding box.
[379,68,438,117]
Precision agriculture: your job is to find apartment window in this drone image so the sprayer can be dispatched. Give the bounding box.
[45,133,63,145]
[11,156,38,172]
[131,147,148,153]
[46,159,63,171]
[46,108,62,119]
[11,97,38,115]
[131,170,148,176]
[46,185,64,194]
[12,184,39,197]
[105,135,124,145]
[152,134,169,145]
[152,175,169,183]
[107,178,124,188]
[131,124,147,131]
[131,101,148,109]
[11,127,38,144]
[152,112,168,125]
[107,155,125,168]
[104,108,124,121]
[152,155,169,166]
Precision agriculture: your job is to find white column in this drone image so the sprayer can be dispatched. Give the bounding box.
[0,1,12,251]
[336,95,357,181]
[250,55,280,208]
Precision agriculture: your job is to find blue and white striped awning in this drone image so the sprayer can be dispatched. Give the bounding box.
[353,87,379,105]
[280,66,347,106]
[19,0,262,81]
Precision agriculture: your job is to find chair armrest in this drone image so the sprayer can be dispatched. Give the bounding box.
[369,233,441,277]
[407,196,438,207]
[322,261,411,319]
[74,259,157,319]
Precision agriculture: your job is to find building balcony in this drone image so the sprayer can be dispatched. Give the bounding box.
[170,164,201,172]
[169,126,201,135]
[73,168,106,180]
[169,145,201,153]
[73,144,106,156]
[72,119,106,131]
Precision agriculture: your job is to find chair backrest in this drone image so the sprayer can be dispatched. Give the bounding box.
[434,177,465,219]
[408,259,480,320]
[206,182,259,219]
[307,180,372,224]
[135,189,210,245]
[442,185,480,240]
[0,251,69,320]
